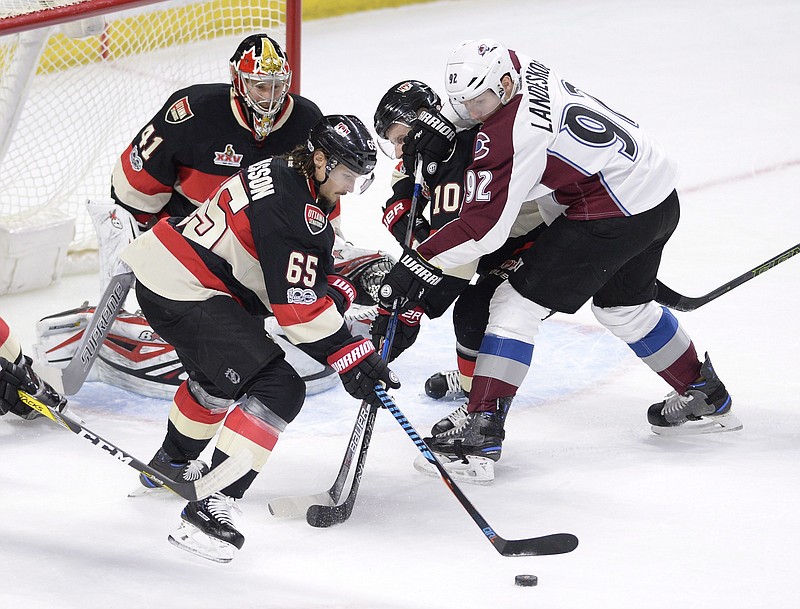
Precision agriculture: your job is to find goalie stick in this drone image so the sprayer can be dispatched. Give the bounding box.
[59,264,135,395]
[17,390,253,501]
[374,387,578,557]
[656,241,800,312]
[268,161,425,525]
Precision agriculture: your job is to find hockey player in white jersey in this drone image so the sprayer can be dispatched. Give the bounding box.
[380,39,740,480]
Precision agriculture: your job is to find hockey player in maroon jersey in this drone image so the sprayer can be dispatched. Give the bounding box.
[0,316,67,420]
[120,115,399,562]
[380,39,739,476]
[111,34,324,230]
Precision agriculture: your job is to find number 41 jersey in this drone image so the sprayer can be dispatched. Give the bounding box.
[122,157,353,357]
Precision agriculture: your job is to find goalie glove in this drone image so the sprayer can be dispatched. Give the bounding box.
[402,109,456,182]
[327,338,400,407]
[382,198,431,245]
[378,245,443,310]
[370,306,423,362]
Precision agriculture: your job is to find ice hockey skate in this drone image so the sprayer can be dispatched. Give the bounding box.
[424,369,466,401]
[128,447,209,497]
[430,402,468,435]
[648,352,742,435]
[168,492,244,563]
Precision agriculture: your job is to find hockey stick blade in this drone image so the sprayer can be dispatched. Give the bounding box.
[18,390,252,501]
[306,403,379,528]
[656,242,800,312]
[375,387,578,557]
[60,267,135,395]
[268,399,373,518]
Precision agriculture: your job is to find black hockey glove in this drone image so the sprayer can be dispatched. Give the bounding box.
[370,306,424,362]
[402,109,456,183]
[327,338,401,407]
[0,356,66,420]
[382,198,431,245]
[378,245,443,310]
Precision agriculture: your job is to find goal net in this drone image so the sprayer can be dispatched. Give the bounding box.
[0,0,299,293]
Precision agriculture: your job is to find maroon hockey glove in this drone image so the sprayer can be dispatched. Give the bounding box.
[327,338,400,407]
[382,198,431,245]
[402,109,456,182]
[370,306,423,362]
[327,274,357,315]
[378,245,443,310]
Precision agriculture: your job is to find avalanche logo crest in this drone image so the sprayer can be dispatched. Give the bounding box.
[473,132,491,161]
[304,204,327,235]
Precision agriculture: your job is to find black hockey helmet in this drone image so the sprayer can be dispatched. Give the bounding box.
[373,80,442,139]
[308,115,378,176]
[229,34,292,140]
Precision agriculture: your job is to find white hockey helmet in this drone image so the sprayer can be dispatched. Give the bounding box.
[445,39,520,119]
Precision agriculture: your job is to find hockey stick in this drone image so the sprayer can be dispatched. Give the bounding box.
[375,387,579,557]
[656,242,800,312]
[59,263,135,395]
[303,160,427,528]
[17,390,253,501]
[269,161,425,524]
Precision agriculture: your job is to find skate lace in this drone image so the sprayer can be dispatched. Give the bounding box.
[446,402,468,425]
[182,460,207,482]
[444,370,461,394]
[205,493,240,527]
[661,391,693,417]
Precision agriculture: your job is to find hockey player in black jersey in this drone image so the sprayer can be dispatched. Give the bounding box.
[111,34,323,230]
[120,114,399,562]
[372,82,545,484]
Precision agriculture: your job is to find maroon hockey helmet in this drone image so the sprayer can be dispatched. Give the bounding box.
[229,34,292,140]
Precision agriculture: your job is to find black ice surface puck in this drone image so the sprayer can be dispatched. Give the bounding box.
[514,574,538,587]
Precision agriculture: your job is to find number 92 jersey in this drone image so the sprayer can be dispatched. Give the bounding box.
[121,157,354,360]
[418,51,679,271]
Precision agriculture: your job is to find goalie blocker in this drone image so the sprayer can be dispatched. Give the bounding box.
[33,242,395,400]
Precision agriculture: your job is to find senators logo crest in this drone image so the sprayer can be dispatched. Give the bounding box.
[304,204,327,235]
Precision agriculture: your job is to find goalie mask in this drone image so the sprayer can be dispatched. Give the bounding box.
[374,80,442,158]
[307,115,377,194]
[445,38,521,121]
[230,34,292,140]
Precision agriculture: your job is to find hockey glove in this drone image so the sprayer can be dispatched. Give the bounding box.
[327,274,357,315]
[0,356,67,420]
[378,245,443,310]
[370,306,424,362]
[327,338,401,407]
[402,109,456,182]
[382,198,431,245]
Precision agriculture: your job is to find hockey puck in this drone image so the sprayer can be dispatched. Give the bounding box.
[515,574,538,587]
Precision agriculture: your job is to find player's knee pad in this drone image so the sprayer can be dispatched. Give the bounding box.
[187,379,233,414]
[243,358,305,424]
[591,302,663,343]
[485,281,550,343]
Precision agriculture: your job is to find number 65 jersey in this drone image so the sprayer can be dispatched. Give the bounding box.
[418,51,679,271]
[121,157,355,360]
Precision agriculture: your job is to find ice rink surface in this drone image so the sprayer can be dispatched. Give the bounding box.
[2,1,799,607]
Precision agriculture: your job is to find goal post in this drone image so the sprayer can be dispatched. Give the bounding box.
[0,0,301,294]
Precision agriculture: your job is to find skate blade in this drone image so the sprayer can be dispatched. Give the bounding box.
[413,452,495,485]
[167,521,237,563]
[127,483,171,498]
[651,412,743,436]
